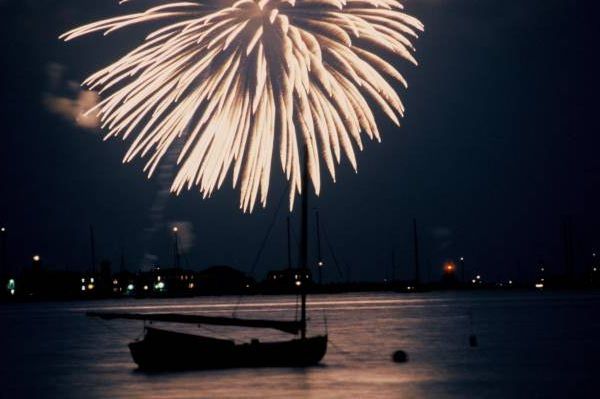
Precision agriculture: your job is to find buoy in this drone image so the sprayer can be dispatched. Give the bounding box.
[392,350,409,363]
[469,334,478,347]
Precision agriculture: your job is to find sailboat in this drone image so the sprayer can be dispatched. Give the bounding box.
[393,218,429,293]
[87,150,328,371]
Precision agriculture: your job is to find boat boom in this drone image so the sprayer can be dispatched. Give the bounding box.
[86,312,303,335]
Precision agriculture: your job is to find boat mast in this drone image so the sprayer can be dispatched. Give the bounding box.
[413,218,420,288]
[90,225,96,274]
[299,147,309,339]
[316,210,323,285]
[287,216,293,270]
[0,227,6,279]
[120,248,126,273]
[173,227,181,269]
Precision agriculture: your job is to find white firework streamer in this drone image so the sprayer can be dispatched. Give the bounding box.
[61,0,423,212]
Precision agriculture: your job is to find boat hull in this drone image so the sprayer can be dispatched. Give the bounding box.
[129,327,327,371]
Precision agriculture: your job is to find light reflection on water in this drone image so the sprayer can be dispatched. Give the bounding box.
[1,292,599,398]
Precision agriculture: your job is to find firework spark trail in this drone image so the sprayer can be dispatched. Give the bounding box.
[62,0,423,212]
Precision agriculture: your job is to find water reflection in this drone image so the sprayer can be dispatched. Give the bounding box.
[2,292,599,398]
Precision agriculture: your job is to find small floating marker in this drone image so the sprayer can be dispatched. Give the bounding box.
[392,350,409,363]
[469,334,478,347]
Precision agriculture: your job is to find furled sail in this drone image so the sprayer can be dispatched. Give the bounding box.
[86,312,303,335]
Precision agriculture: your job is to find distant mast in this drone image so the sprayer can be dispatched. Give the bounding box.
[287,216,293,270]
[299,147,309,339]
[316,210,323,285]
[561,218,575,282]
[120,248,126,273]
[413,218,420,288]
[391,249,396,282]
[173,227,181,269]
[0,227,6,278]
[90,225,96,274]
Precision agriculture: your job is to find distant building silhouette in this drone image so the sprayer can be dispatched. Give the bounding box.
[196,265,254,294]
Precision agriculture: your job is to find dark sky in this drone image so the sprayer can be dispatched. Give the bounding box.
[0,0,598,282]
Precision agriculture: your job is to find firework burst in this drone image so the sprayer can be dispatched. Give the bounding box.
[61,0,423,212]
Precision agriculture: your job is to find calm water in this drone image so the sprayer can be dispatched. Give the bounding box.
[1,291,599,399]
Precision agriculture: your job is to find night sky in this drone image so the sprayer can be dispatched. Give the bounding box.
[0,0,598,282]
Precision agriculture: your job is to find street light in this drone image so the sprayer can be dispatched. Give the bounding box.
[33,255,41,262]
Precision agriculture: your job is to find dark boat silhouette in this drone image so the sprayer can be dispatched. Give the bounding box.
[132,327,327,370]
[87,149,327,371]
[87,311,327,370]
